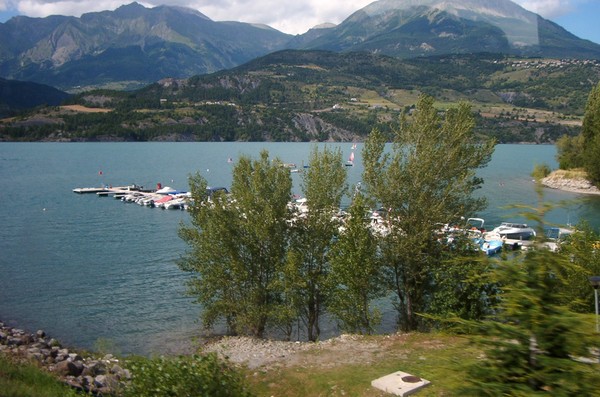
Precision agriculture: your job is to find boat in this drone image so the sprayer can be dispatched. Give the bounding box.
[345,152,355,166]
[155,186,178,195]
[491,222,536,240]
[466,217,486,232]
[479,235,504,255]
[154,195,173,209]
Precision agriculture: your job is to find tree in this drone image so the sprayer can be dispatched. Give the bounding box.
[287,146,348,341]
[362,95,495,331]
[582,82,600,184]
[556,221,600,313]
[461,249,600,396]
[460,175,600,396]
[178,150,292,337]
[328,190,384,334]
[556,133,584,170]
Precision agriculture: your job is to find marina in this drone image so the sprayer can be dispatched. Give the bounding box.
[74,183,566,256]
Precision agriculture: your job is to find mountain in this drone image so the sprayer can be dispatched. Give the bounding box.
[295,0,600,59]
[0,2,291,90]
[0,78,70,117]
[0,0,599,92]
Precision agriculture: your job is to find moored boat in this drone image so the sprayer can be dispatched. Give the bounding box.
[491,222,536,240]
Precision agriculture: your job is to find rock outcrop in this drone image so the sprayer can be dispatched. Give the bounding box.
[542,169,600,195]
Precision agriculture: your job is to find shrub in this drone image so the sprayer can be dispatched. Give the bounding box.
[123,353,252,397]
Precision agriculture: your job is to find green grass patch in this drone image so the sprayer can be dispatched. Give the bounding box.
[245,333,480,396]
[0,355,78,397]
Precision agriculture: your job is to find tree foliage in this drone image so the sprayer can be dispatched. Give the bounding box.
[582,82,600,184]
[328,191,384,334]
[178,150,292,337]
[461,248,600,396]
[286,146,348,341]
[556,221,600,313]
[556,133,585,169]
[362,95,495,331]
[458,171,600,395]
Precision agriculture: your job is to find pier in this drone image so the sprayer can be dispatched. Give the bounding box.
[72,184,142,194]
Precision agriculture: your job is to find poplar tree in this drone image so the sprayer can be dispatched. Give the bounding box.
[178,150,292,337]
[328,191,384,334]
[362,95,495,331]
[287,146,347,341]
[582,82,600,184]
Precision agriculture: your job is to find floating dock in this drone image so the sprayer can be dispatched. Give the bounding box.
[72,185,144,194]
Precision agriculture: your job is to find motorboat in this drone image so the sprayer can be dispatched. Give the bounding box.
[491,222,536,240]
[479,235,504,255]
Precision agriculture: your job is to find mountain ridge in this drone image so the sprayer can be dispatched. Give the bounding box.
[0,1,599,90]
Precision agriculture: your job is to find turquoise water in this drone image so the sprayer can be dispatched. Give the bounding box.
[0,143,598,355]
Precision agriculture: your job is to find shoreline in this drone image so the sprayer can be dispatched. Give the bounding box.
[0,320,130,394]
[541,170,600,196]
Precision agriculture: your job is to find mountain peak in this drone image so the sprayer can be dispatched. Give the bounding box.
[360,0,540,47]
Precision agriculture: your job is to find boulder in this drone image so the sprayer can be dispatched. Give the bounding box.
[53,360,83,377]
[83,360,107,376]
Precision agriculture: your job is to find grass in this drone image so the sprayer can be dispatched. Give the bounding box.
[2,315,597,396]
[244,332,480,396]
[0,355,78,397]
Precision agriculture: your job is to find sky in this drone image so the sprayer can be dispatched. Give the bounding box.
[0,0,598,45]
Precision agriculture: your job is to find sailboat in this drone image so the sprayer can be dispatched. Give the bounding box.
[345,151,355,166]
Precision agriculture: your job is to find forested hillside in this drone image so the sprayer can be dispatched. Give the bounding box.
[1,52,597,142]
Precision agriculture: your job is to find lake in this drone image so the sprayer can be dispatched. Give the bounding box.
[1,143,598,355]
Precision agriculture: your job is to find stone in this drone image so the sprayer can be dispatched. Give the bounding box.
[94,374,107,388]
[68,353,83,362]
[83,361,107,376]
[7,336,23,346]
[81,375,95,387]
[53,360,83,377]
[71,360,84,375]
[64,377,84,392]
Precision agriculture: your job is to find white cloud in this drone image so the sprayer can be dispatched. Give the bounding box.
[513,0,576,18]
[0,0,592,35]
[5,0,374,34]
[184,0,373,34]
[17,0,130,18]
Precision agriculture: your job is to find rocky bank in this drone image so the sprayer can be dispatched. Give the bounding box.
[542,169,600,195]
[0,321,130,395]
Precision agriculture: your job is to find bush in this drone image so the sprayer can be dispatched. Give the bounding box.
[123,353,252,397]
[532,163,552,179]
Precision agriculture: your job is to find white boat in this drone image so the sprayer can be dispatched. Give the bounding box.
[491,222,536,240]
[155,186,177,194]
[345,151,355,166]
